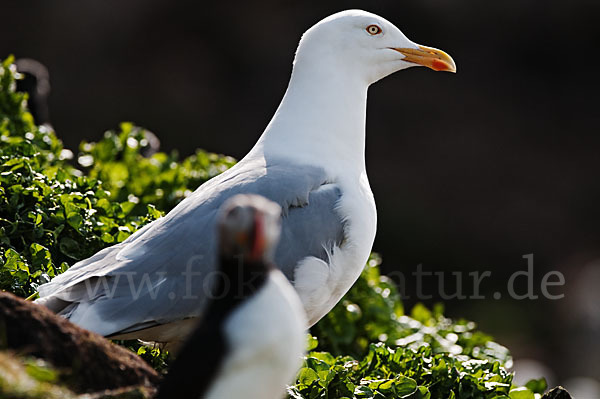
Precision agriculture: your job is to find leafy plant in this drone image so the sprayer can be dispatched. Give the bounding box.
[312,255,510,366]
[78,122,235,215]
[289,339,515,399]
[294,257,543,399]
[0,56,233,297]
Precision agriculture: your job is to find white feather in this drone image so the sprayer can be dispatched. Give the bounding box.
[205,270,307,399]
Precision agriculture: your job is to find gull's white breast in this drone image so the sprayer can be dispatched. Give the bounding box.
[293,171,377,325]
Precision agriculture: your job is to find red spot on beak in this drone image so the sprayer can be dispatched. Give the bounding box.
[431,58,450,72]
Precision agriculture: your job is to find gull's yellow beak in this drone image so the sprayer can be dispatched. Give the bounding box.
[392,45,456,73]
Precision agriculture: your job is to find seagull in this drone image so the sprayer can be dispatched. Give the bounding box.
[36,9,455,345]
[157,194,306,399]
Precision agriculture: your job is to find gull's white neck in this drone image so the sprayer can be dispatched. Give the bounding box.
[249,59,369,177]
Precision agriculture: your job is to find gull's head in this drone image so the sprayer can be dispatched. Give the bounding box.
[294,10,456,85]
[218,194,282,263]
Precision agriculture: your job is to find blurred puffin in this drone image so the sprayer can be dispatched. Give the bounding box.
[15,58,51,126]
[14,58,161,157]
[157,194,307,399]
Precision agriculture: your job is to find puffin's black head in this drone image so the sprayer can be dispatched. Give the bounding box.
[217,194,282,265]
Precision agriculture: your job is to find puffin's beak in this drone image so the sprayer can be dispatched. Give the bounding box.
[392,45,456,73]
[235,231,249,248]
[249,213,266,261]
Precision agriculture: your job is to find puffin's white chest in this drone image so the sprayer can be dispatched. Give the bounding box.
[293,173,377,325]
[206,272,306,399]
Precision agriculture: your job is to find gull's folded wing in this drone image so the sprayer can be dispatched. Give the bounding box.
[36,157,345,337]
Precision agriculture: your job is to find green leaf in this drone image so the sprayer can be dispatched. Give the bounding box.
[116,229,131,242]
[509,387,535,399]
[394,375,417,396]
[411,386,431,399]
[354,385,374,398]
[525,378,547,394]
[120,201,136,215]
[307,335,319,351]
[24,359,58,383]
[310,351,336,366]
[100,232,114,243]
[59,237,82,259]
[67,213,83,230]
[30,243,51,271]
[298,368,319,386]
[410,303,432,325]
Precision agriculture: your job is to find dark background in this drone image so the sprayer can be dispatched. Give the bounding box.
[4,0,600,392]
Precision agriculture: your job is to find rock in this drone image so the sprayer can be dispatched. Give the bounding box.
[0,292,159,394]
[542,386,573,399]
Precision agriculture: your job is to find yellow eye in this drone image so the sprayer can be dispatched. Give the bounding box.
[366,25,382,35]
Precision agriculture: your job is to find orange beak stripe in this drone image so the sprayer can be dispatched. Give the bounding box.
[392,45,457,73]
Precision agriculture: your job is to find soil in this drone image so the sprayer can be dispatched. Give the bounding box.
[0,291,160,394]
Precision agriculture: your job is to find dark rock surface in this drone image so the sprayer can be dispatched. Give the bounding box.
[0,291,159,394]
[542,386,572,399]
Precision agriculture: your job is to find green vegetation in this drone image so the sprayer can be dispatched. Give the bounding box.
[291,342,515,399]
[0,353,77,399]
[291,258,545,398]
[0,56,554,398]
[313,255,510,364]
[0,56,234,297]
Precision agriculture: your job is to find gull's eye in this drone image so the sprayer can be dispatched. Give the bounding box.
[366,25,382,35]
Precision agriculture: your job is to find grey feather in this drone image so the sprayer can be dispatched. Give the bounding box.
[36,157,345,336]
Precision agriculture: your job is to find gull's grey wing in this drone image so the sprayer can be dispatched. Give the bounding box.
[274,182,344,280]
[36,157,346,337]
